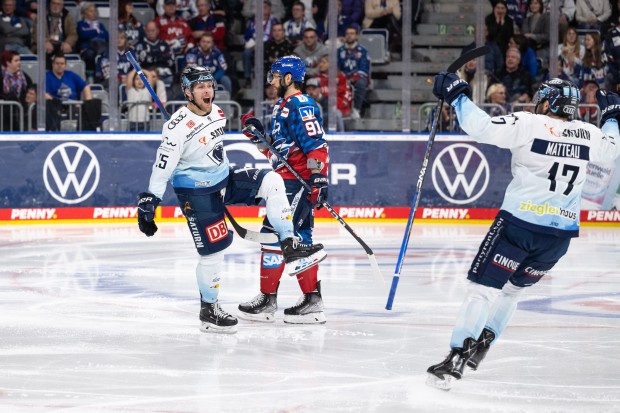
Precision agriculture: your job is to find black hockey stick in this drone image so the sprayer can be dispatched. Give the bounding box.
[385,46,491,310]
[125,51,278,244]
[247,125,385,286]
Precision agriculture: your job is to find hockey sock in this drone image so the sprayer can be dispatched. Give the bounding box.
[485,282,524,339]
[295,264,319,294]
[196,252,224,303]
[257,172,295,240]
[260,247,285,294]
[450,281,497,349]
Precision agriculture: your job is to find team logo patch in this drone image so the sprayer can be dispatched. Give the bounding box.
[281,107,289,118]
[186,120,196,128]
[299,106,315,121]
[206,219,228,243]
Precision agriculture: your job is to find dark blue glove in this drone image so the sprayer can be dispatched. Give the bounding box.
[308,173,328,210]
[241,112,265,144]
[432,71,472,105]
[596,89,620,123]
[137,192,161,237]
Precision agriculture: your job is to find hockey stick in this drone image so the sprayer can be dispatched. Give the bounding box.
[247,125,385,286]
[385,46,491,310]
[125,51,277,244]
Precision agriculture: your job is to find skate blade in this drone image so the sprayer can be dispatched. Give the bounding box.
[283,312,326,324]
[199,322,238,334]
[425,373,454,391]
[237,311,276,323]
[285,250,327,276]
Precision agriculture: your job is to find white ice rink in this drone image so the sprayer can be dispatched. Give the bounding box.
[1,220,619,413]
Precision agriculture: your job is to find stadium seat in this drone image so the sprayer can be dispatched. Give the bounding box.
[360,29,389,64]
[65,54,86,79]
[133,4,155,26]
[20,54,39,82]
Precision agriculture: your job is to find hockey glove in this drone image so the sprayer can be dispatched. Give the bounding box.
[432,71,471,105]
[596,89,620,123]
[137,192,161,237]
[308,173,328,210]
[241,112,265,144]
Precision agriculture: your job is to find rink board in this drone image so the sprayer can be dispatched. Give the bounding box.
[0,133,618,224]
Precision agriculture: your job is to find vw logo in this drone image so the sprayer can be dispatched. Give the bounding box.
[431,143,490,205]
[43,142,100,204]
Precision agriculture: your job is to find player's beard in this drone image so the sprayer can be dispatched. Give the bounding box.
[277,78,291,98]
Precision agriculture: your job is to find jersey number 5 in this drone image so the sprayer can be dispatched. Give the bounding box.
[547,162,579,195]
[157,154,169,169]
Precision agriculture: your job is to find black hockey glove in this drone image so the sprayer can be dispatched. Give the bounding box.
[137,192,161,237]
[433,71,471,105]
[596,89,620,123]
[241,112,265,144]
[308,173,328,210]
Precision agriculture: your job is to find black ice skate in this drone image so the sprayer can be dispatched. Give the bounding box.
[467,328,496,371]
[199,300,238,334]
[280,237,326,276]
[426,337,477,391]
[238,291,278,322]
[283,281,326,324]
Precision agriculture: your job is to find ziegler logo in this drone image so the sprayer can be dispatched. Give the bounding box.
[206,219,228,242]
[43,142,100,204]
[431,143,489,205]
[167,112,187,129]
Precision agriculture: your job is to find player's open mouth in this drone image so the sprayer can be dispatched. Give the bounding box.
[203,97,211,104]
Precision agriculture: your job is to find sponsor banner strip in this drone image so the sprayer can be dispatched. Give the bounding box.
[2,207,619,224]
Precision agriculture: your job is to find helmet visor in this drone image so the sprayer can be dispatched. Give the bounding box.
[267,70,281,83]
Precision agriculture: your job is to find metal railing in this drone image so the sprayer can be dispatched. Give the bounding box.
[0,101,24,132]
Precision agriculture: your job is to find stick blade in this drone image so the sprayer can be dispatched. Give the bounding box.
[367,253,385,286]
[447,45,491,73]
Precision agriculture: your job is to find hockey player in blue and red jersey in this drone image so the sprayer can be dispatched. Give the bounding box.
[426,73,620,390]
[238,55,330,324]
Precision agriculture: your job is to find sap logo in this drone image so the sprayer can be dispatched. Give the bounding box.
[211,126,225,139]
[431,143,489,205]
[167,112,187,129]
[262,252,284,268]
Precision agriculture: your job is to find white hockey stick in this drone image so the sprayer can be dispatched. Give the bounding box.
[125,51,277,244]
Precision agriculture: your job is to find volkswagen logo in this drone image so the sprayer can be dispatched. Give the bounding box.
[431,143,490,205]
[43,142,100,204]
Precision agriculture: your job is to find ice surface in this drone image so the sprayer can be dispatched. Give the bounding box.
[1,222,619,412]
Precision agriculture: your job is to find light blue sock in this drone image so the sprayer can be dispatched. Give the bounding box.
[196,252,224,303]
[258,172,295,240]
[485,282,523,340]
[450,282,497,348]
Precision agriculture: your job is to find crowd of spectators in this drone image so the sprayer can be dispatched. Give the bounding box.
[5,0,620,132]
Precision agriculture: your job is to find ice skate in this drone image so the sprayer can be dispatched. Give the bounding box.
[467,328,496,371]
[283,281,326,324]
[199,301,238,334]
[280,237,326,276]
[238,292,277,322]
[426,337,477,391]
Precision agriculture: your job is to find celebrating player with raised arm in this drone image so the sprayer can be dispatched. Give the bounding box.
[426,73,620,390]
[238,55,330,324]
[136,66,325,334]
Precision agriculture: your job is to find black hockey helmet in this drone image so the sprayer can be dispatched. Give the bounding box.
[532,78,580,119]
[180,66,217,95]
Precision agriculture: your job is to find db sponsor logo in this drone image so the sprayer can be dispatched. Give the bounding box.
[206,219,228,242]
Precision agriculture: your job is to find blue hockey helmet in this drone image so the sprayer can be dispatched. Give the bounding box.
[181,66,216,94]
[268,55,306,83]
[532,78,580,119]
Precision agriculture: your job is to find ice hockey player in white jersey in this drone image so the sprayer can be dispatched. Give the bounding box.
[136,66,325,334]
[426,73,620,390]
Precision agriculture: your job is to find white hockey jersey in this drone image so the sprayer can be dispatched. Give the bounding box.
[454,96,620,236]
[148,104,229,199]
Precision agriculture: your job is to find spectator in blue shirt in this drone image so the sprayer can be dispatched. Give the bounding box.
[337,24,369,119]
[186,32,232,93]
[76,1,109,79]
[45,53,92,101]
